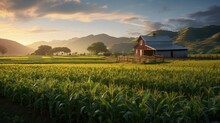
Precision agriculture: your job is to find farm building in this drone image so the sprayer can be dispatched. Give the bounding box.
[134,35,187,58]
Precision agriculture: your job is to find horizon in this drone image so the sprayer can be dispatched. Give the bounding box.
[0,0,220,45]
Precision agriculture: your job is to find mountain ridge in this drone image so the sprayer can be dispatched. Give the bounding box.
[0,38,34,56]
[27,34,134,53]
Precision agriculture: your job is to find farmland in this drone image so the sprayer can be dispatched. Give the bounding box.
[0,57,220,123]
[0,56,110,64]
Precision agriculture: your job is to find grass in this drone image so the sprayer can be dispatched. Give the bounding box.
[0,56,219,123]
[0,56,111,64]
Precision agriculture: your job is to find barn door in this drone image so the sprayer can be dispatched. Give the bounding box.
[171,51,173,57]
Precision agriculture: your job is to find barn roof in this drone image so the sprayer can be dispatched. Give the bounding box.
[139,35,187,50]
[146,44,187,50]
[140,35,171,42]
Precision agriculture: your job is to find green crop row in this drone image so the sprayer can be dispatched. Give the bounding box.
[0,60,219,123]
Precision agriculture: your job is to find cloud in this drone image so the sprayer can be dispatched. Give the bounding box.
[188,5,220,25]
[143,21,166,32]
[43,12,142,23]
[123,17,140,23]
[28,27,59,33]
[73,0,80,3]
[36,1,106,15]
[125,18,169,36]
[0,0,106,21]
[0,0,137,23]
[122,16,168,35]
[166,5,220,30]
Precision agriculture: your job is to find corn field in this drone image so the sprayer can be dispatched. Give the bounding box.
[0,60,220,123]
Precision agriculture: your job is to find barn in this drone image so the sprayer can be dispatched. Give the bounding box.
[134,35,187,58]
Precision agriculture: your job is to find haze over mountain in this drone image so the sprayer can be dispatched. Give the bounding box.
[0,38,34,56]
[28,34,134,53]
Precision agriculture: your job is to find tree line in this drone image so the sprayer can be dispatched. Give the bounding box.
[34,42,109,56]
[0,42,109,56]
[33,45,71,55]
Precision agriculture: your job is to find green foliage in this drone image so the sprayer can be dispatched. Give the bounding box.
[52,47,71,54]
[0,45,7,55]
[34,45,52,55]
[34,46,72,56]
[87,42,108,54]
[0,60,219,122]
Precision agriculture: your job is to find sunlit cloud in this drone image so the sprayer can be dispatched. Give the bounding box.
[44,12,142,23]
[28,27,60,33]
[73,0,81,3]
[0,0,144,24]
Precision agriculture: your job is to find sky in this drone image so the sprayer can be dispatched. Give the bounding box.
[0,0,220,45]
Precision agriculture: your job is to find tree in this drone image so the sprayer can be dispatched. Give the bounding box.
[61,47,71,53]
[52,47,71,55]
[0,45,7,55]
[87,42,108,54]
[34,45,52,55]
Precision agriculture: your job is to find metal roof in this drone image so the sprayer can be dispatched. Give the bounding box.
[139,35,187,50]
[147,44,187,50]
[140,35,172,42]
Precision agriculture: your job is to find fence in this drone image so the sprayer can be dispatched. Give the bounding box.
[117,55,164,63]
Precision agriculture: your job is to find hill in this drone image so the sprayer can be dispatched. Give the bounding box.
[28,34,134,53]
[109,42,137,53]
[0,38,34,56]
[175,25,220,43]
[28,38,79,50]
[197,32,220,53]
[147,30,178,38]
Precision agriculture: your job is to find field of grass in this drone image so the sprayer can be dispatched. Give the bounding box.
[0,56,219,123]
[0,56,111,64]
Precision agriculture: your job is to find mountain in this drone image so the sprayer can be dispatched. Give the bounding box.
[175,25,220,43]
[147,30,178,38]
[28,38,79,49]
[65,34,134,53]
[146,25,220,53]
[0,38,34,56]
[197,32,220,53]
[109,42,137,53]
[28,34,134,53]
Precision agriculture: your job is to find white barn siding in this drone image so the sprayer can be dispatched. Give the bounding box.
[173,50,187,58]
[156,51,171,57]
